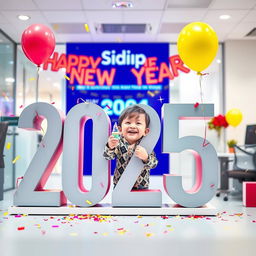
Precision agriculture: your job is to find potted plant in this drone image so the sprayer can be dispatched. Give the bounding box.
[227,139,237,153]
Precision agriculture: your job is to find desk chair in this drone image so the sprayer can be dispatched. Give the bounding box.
[217,145,256,201]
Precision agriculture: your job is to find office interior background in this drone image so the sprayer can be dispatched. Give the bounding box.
[0,0,256,256]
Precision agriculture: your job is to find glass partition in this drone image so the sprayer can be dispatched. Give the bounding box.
[0,30,16,191]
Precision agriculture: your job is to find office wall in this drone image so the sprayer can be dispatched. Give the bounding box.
[225,40,256,144]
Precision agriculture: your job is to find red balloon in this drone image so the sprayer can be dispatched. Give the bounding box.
[21,24,55,66]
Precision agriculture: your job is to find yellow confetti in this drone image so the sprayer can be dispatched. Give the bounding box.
[84,24,90,32]
[145,233,154,237]
[166,225,172,227]
[117,230,127,235]
[3,212,8,216]
[168,228,174,231]
[102,232,109,236]
[29,77,35,81]
[137,215,142,218]
[147,91,155,97]
[12,155,21,164]
[69,232,78,236]
[86,200,92,205]
[65,75,70,81]
[6,142,11,150]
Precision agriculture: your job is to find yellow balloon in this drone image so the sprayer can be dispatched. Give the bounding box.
[226,109,243,127]
[177,22,218,72]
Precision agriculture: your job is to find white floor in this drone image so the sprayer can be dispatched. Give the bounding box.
[1,175,256,256]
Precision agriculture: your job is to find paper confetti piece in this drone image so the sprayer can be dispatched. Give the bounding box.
[3,212,8,216]
[65,75,70,80]
[106,105,111,109]
[6,142,11,150]
[96,112,102,116]
[84,24,90,32]
[51,102,55,105]
[86,200,92,205]
[41,230,46,235]
[52,225,59,228]
[194,102,199,108]
[17,227,25,231]
[210,184,215,188]
[145,233,154,237]
[147,91,155,97]
[69,232,78,236]
[71,86,75,91]
[102,232,109,236]
[100,182,104,188]
[12,155,21,164]
[252,220,256,223]
[19,105,24,109]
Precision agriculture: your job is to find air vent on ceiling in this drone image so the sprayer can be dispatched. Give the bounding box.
[246,28,256,37]
[160,23,188,33]
[167,0,212,9]
[51,23,90,34]
[97,24,149,33]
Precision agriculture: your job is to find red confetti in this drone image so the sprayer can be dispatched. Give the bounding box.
[71,86,75,91]
[210,184,215,188]
[51,102,55,105]
[194,102,199,108]
[106,105,111,109]
[252,220,256,223]
[16,176,23,188]
[19,105,24,109]
[17,227,25,231]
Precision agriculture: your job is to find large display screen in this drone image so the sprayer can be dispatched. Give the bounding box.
[66,43,169,175]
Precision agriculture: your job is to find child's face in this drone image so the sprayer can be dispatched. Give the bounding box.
[119,113,149,145]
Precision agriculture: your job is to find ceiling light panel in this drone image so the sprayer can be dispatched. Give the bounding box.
[167,0,212,9]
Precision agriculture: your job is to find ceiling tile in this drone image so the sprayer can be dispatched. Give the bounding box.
[43,11,86,23]
[0,0,37,10]
[33,0,83,10]
[209,0,256,9]
[85,11,123,23]
[162,9,207,22]
[243,10,256,22]
[2,11,48,25]
[203,10,249,23]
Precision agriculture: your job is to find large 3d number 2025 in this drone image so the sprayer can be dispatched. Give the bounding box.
[163,104,219,207]
[62,103,111,207]
[14,102,66,206]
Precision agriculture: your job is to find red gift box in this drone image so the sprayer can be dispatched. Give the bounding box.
[243,182,256,207]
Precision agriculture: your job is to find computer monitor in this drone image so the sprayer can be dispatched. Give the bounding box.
[245,124,256,145]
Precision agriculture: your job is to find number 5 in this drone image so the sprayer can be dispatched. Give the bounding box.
[162,104,218,207]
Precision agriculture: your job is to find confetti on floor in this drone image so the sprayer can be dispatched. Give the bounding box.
[17,227,25,231]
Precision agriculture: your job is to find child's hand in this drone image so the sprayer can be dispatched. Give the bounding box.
[135,145,148,162]
[108,135,119,149]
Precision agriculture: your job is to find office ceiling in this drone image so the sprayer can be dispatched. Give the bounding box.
[0,0,256,43]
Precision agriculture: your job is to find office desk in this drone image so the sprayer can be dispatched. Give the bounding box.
[217,153,235,190]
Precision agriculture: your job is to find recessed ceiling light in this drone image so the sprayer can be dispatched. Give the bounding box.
[18,15,30,21]
[112,1,133,8]
[219,15,231,20]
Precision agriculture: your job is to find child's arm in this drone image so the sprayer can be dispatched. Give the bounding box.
[144,151,158,169]
[135,146,158,169]
[103,135,119,160]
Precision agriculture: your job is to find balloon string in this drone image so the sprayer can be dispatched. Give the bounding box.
[198,73,210,147]
[36,66,40,102]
